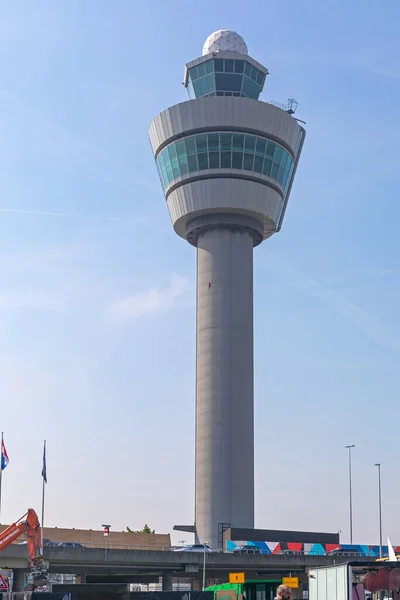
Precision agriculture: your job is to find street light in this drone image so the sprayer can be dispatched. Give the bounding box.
[345,445,355,544]
[202,541,209,591]
[102,524,111,561]
[374,463,383,558]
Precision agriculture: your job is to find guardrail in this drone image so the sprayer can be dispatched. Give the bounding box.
[9,541,384,558]
[39,543,385,558]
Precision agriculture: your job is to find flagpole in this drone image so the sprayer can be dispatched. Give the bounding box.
[41,440,46,554]
[0,431,3,524]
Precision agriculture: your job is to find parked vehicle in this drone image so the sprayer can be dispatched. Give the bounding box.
[57,542,84,548]
[175,544,212,553]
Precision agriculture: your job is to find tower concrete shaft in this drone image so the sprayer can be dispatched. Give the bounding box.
[196,224,255,546]
[149,30,305,549]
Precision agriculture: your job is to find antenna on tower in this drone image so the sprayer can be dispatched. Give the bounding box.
[269,98,298,114]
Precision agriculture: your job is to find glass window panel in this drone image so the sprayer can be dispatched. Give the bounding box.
[220,133,232,151]
[244,61,252,76]
[209,92,216,96]
[255,137,266,156]
[162,147,170,167]
[168,144,177,163]
[165,163,173,183]
[187,80,195,99]
[176,140,186,160]
[250,65,258,81]
[286,158,293,174]
[280,150,288,170]
[271,162,279,180]
[266,141,275,157]
[197,62,206,77]
[282,171,289,190]
[209,151,219,169]
[161,170,168,190]
[206,73,215,93]
[256,70,264,85]
[253,155,264,173]
[214,58,224,72]
[199,76,208,96]
[187,153,198,172]
[172,161,180,179]
[221,151,231,168]
[216,91,224,96]
[243,153,254,171]
[185,137,196,155]
[235,60,244,73]
[198,152,209,170]
[277,166,285,185]
[274,145,283,163]
[190,66,199,80]
[225,91,233,96]
[225,59,234,72]
[179,159,189,176]
[263,158,272,177]
[193,79,203,97]
[233,92,240,96]
[205,60,213,74]
[196,134,207,153]
[242,76,260,99]
[215,73,242,92]
[245,135,256,152]
[158,152,165,170]
[207,133,219,153]
[232,151,243,169]
[232,134,244,152]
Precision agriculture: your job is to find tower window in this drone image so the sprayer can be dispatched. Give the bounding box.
[156,132,294,195]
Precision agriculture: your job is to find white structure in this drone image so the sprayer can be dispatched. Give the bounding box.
[149,31,305,549]
[202,29,248,56]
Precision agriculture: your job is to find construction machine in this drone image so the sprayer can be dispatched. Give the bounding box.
[0,508,49,590]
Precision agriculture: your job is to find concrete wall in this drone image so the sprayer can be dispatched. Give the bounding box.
[0,526,171,550]
[196,226,254,547]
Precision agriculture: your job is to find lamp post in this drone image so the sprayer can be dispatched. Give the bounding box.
[345,445,355,544]
[102,524,110,561]
[202,541,208,591]
[374,463,383,558]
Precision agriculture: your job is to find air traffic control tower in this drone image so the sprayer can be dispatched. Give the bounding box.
[149,30,305,549]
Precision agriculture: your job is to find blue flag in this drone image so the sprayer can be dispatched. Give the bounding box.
[41,442,47,483]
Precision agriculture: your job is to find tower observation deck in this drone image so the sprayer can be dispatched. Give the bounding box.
[149,30,305,549]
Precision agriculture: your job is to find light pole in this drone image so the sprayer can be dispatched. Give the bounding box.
[374,463,383,558]
[202,541,208,591]
[345,445,355,544]
[102,524,110,561]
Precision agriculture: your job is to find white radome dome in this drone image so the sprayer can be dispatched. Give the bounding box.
[202,30,248,56]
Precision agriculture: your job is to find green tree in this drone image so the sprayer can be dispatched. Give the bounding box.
[126,524,155,534]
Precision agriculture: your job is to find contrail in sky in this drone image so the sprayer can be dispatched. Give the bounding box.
[0,208,117,220]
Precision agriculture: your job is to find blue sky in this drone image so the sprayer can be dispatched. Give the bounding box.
[0,0,399,546]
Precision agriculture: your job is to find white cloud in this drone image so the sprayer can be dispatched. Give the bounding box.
[109,274,189,320]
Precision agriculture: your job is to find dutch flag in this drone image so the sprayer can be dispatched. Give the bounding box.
[1,438,9,471]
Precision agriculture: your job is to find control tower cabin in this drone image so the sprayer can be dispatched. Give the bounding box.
[149,30,305,549]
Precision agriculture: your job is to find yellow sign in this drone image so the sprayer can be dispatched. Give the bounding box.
[282,577,299,589]
[229,573,245,584]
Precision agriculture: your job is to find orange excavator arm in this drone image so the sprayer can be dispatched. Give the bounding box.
[24,508,42,565]
[0,517,26,550]
[0,508,48,590]
[0,508,43,566]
